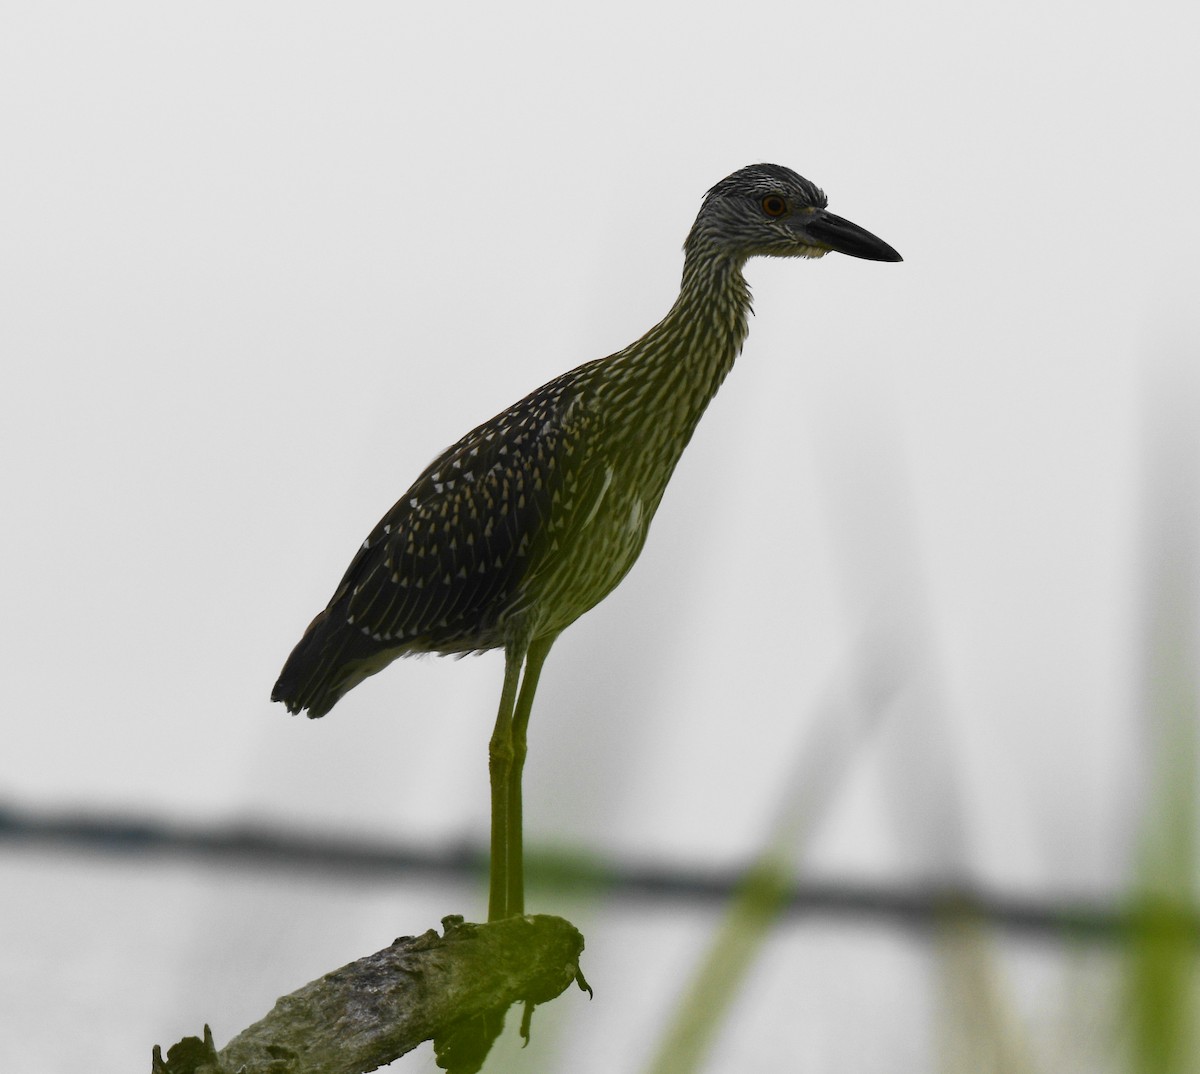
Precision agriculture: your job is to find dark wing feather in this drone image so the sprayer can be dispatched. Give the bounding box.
[272,361,602,717]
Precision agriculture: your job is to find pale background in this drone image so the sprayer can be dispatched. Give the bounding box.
[2,1,1198,1070]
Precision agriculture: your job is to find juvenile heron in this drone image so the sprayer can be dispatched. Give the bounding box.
[273,163,902,920]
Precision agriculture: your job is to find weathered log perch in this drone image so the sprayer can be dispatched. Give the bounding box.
[152,914,590,1074]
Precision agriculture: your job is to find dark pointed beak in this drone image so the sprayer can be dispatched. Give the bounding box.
[804,210,903,262]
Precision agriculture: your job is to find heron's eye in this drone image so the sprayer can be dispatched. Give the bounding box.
[761,195,787,218]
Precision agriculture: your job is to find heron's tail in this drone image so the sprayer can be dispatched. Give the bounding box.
[271,607,367,719]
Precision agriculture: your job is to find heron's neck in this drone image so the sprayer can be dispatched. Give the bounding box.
[604,252,753,458]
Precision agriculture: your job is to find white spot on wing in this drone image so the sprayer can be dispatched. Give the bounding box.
[581,466,614,528]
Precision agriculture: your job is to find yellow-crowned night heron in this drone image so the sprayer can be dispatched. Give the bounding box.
[273,163,902,920]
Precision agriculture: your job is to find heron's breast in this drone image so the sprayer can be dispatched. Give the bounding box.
[521,462,657,635]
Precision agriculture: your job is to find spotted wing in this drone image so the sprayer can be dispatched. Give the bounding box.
[272,361,604,716]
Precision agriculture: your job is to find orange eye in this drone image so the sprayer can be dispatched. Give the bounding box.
[761,195,787,217]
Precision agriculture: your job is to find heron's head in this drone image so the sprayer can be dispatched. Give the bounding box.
[686,163,902,265]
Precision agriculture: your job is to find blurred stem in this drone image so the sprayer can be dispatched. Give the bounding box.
[935,909,1039,1074]
[1126,363,1199,1074]
[1125,657,1197,1074]
[641,671,890,1074]
[642,845,793,1074]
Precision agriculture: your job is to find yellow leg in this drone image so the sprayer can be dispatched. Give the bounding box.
[505,634,555,917]
[487,647,523,921]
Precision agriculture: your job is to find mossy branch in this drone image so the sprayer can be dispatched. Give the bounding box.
[152,914,590,1074]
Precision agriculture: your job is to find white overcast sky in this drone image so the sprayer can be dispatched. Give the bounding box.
[4,0,1198,880]
[2,2,1199,1066]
